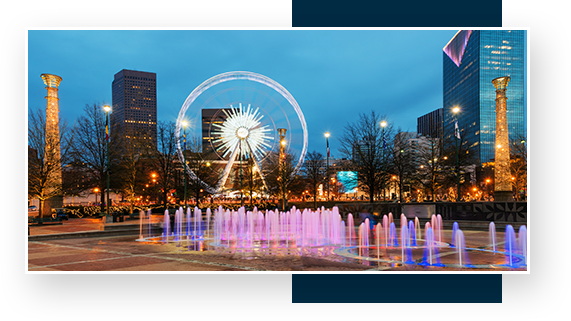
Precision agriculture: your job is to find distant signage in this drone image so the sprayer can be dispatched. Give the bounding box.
[337,171,357,193]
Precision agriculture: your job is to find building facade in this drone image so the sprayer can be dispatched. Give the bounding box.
[201,108,232,155]
[417,108,443,139]
[443,30,525,164]
[111,69,157,148]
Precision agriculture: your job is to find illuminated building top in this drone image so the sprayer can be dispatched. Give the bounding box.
[443,30,473,67]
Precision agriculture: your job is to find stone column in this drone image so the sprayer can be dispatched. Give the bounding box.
[41,74,64,216]
[492,76,513,201]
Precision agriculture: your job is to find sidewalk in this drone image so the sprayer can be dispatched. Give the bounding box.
[28,218,103,236]
[27,215,165,242]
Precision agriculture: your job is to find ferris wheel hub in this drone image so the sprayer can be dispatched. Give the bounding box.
[236,127,249,139]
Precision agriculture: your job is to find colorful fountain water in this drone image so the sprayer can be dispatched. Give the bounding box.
[135,205,527,271]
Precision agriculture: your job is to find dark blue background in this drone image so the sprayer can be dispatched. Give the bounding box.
[293,0,502,27]
[293,274,502,303]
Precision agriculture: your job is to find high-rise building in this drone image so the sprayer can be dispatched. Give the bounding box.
[111,69,157,148]
[443,30,525,164]
[417,108,443,138]
[201,108,232,155]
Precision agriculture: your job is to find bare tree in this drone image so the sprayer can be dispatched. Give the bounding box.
[116,130,148,214]
[510,135,527,200]
[263,151,304,210]
[439,133,478,201]
[302,151,325,209]
[339,111,393,202]
[391,129,419,201]
[148,121,178,207]
[28,109,72,218]
[69,103,120,211]
[413,135,445,201]
[183,137,220,205]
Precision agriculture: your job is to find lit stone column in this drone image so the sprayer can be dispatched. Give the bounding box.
[41,73,64,214]
[492,76,513,201]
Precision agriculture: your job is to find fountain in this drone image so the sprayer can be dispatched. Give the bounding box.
[455,229,472,267]
[408,220,417,246]
[174,208,182,241]
[347,214,355,246]
[414,217,421,239]
[429,214,443,243]
[383,215,389,247]
[389,222,398,247]
[376,222,382,262]
[211,206,348,256]
[505,225,517,267]
[519,225,527,265]
[489,222,497,252]
[135,206,527,271]
[419,227,443,266]
[358,220,370,257]
[206,208,212,238]
[400,225,414,264]
[451,222,459,247]
[162,209,170,241]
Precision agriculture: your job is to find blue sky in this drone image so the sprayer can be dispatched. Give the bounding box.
[28,30,464,156]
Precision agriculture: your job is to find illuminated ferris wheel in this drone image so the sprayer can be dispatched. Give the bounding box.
[175,71,308,194]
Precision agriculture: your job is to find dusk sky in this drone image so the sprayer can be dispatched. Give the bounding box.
[29,30,468,156]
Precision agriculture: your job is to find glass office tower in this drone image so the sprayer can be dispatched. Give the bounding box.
[111,69,157,148]
[443,30,525,164]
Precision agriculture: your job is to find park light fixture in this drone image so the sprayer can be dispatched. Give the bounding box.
[103,105,112,113]
[452,106,460,114]
[324,132,330,138]
[380,121,387,127]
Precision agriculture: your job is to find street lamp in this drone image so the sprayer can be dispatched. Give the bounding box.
[380,121,387,201]
[278,128,287,210]
[182,121,188,210]
[452,106,461,201]
[93,188,100,205]
[325,132,330,203]
[103,105,112,217]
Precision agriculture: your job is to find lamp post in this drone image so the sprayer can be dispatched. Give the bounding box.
[278,128,287,211]
[103,105,112,217]
[452,106,461,201]
[325,132,330,204]
[182,121,188,210]
[94,188,100,205]
[380,121,387,201]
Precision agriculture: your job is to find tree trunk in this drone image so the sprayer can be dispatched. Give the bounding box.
[313,182,317,209]
[39,198,44,219]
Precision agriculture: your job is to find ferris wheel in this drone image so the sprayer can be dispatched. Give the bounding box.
[175,71,308,194]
